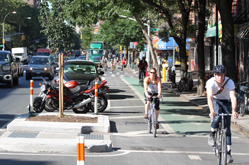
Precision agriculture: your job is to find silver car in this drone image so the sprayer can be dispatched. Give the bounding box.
[26,56,55,80]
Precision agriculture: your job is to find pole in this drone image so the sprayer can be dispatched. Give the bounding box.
[2,22,4,50]
[147,19,150,68]
[215,3,219,65]
[173,39,175,67]
[77,135,85,165]
[59,53,64,118]
[94,80,98,115]
[30,80,33,113]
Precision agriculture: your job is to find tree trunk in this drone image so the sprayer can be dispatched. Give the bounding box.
[216,0,237,82]
[132,13,160,76]
[197,0,206,96]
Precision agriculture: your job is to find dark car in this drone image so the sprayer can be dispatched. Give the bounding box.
[77,55,86,60]
[63,60,104,85]
[26,56,55,80]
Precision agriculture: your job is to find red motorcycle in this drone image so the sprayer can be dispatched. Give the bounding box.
[33,78,108,114]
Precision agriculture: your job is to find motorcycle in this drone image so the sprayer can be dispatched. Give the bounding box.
[33,77,107,114]
[65,78,109,112]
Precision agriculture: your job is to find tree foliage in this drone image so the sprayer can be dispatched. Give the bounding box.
[39,0,75,53]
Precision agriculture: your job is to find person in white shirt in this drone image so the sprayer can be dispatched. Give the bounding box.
[205,65,238,163]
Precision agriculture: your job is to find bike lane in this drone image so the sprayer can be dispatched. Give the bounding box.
[122,76,211,136]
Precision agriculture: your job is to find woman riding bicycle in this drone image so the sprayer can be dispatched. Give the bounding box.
[206,65,238,163]
[144,68,161,129]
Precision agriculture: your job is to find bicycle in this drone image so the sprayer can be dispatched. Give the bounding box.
[147,95,163,137]
[178,71,193,92]
[235,81,248,117]
[139,70,146,87]
[212,113,236,165]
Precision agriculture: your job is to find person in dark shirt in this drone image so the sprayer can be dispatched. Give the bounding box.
[138,57,148,83]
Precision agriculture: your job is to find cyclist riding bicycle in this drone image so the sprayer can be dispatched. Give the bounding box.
[206,65,238,163]
[138,57,148,83]
[144,68,162,129]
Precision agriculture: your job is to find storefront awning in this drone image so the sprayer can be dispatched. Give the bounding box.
[156,37,189,50]
[237,23,249,39]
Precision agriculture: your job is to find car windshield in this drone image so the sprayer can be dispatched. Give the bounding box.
[0,53,9,62]
[64,64,96,74]
[30,57,50,64]
[37,52,50,56]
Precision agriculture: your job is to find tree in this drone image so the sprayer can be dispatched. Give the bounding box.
[214,0,236,82]
[80,26,94,50]
[39,0,75,53]
[196,0,206,95]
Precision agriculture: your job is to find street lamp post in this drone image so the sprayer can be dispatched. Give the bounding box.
[2,11,16,50]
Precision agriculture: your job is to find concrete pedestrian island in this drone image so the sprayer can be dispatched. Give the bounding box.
[0,113,112,153]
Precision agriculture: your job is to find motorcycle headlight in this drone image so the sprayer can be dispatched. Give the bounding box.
[40,85,46,92]
[2,65,10,71]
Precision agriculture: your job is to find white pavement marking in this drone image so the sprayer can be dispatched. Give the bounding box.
[120,77,176,135]
[111,106,144,108]
[188,155,202,160]
[0,119,10,121]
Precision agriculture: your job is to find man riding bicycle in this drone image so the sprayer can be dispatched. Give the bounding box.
[206,65,238,163]
[138,57,148,83]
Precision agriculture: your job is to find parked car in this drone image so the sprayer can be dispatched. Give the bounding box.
[63,60,104,85]
[26,56,55,80]
[77,55,86,60]
[0,50,19,87]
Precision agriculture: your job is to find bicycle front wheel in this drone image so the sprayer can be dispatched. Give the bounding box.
[147,111,152,133]
[215,129,221,165]
[221,131,227,165]
[240,94,246,117]
[152,109,157,137]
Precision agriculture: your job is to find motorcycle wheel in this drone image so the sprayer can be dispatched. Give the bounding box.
[73,103,91,114]
[90,94,108,112]
[44,98,57,112]
[33,97,44,113]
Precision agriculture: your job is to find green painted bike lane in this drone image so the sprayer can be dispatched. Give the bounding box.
[122,76,211,136]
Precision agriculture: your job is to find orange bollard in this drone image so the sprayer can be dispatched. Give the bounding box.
[30,80,33,112]
[98,63,100,68]
[77,136,85,165]
[94,80,98,115]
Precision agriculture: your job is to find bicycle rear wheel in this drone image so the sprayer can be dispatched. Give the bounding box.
[147,110,152,133]
[152,109,157,137]
[140,73,144,87]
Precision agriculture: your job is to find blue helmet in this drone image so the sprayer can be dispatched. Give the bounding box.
[213,65,227,74]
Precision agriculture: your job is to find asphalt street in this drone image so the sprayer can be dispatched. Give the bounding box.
[0,67,249,164]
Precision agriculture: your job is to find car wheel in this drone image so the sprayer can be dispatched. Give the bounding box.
[13,76,19,85]
[6,76,13,88]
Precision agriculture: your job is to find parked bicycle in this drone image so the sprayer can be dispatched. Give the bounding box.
[178,71,193,92]
[235,81,249,117]
[146,95,163,137]
[212,113,236,165]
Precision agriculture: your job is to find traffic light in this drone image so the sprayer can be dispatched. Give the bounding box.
[2,38,5,44]
[120,45,122,51]
[80,34,82,39]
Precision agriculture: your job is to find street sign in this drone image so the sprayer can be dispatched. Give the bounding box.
[0,45,3,47]
[151,28,157,31]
